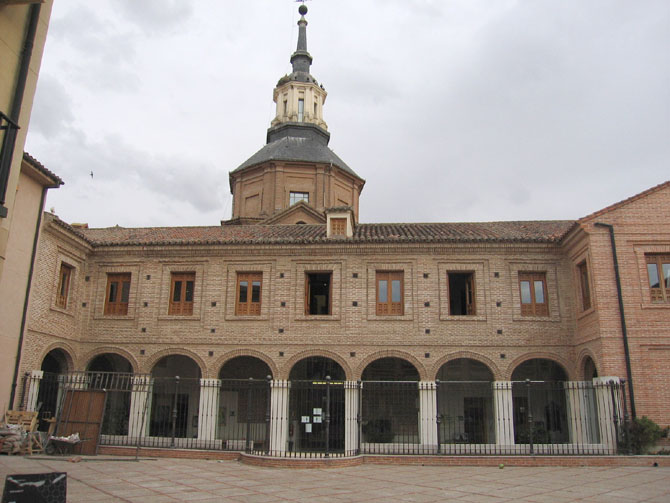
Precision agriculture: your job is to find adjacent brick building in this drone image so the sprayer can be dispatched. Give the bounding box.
[14,6,669,456]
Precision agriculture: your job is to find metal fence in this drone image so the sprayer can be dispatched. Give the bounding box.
[20,372,630,457]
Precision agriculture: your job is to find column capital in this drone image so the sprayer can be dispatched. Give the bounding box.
[344,380,359,389]
[30,370,44,379]
[493,381,513,390]
[200,378,221,387]
[271,379,290,389]
[419,381,437,391]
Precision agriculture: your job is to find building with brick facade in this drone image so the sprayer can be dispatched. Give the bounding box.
[13,6,669,457]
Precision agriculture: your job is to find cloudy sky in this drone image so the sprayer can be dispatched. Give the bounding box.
[26,0,669,228]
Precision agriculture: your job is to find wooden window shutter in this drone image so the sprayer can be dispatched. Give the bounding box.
[466,273,476,315]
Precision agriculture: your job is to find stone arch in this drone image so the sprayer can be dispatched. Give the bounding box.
[506,352,574,381]
[281,349,352,380]
[429,351,500,381]
[213,349,278,379]
[39,342,76,373]
[79,347,139,374]
[142,348,207,377]
[354,350,427,381]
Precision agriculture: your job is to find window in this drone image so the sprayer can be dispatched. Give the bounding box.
[448,272,475,315]
[283,99,287,116]
[289,191,309,205]
[169,272,195,315]
[55,263,73,309]
[646,254,670,303]
[236,273,262,315]
[330,218,346,236]
[577,261,591,311]
[298,98,304,121]
[305,272,331,315]
[104,273,131,315]
[376,271,403,315]
[519,272,548,316]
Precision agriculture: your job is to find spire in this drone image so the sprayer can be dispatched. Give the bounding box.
[290,4,313,80]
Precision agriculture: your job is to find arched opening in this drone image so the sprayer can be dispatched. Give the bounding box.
[217,357,272,451]
[36,349,72,429]
[583,356,598,380]
[361,358,419,449]
[511,358,569,445]
[436,358,494,444]
[288,357,345,453]
[149,355,201,441]
[86,353,133,436]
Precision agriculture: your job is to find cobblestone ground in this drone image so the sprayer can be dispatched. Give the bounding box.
[0,456,669,502]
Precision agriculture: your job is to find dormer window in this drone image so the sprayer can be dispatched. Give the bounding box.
[290,191,309,205]
[298,98,304,121]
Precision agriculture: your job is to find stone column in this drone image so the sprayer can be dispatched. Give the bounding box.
[197,378,221,446]
[24,370,43,412]
[593,376,621,453]
[344,381,360,456]
[128,375,152,442]
[493,381,515,446]
[269,380,290,455]
[565,381,596,447]
[419,381,438,453]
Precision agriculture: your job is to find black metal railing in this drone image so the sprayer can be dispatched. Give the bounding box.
[19,372,630,456]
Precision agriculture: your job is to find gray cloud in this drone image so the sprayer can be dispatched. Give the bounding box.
[113,0,193,34]
[29,76,75,138]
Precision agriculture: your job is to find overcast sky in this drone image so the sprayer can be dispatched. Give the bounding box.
[25,0,669,228]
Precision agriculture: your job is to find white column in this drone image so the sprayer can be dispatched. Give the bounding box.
[197,378,220,446]
[594,376,621,453]
[344,381,360,455]
[493,381,515,446]
[128,376,152,441]
[565,381,593,446]
[419,381,438,452]
[24,370,43,412]
[269,380,290,455]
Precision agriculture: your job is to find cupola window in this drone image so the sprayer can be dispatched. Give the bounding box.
[298,98,304,121]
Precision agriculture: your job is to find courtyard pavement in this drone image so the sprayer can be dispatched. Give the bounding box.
[0,455,669,502]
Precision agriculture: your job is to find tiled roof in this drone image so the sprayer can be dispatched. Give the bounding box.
[71,220,575,247]
[23,152,64,187]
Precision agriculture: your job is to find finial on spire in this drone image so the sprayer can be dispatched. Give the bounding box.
[291,3,312,75]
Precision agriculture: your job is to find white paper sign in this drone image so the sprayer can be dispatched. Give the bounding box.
[313,408,322,416]
[301,416,310,423]
[313,416,322,423]
[305,423,312,433]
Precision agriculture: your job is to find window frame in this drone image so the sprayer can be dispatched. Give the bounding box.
[330,217,347,237]
[104,272,131,316]
[55,263,73,309]
[646,254,670,303]
[376,271,404,316]
[518,271,549,317]
[289,191,309,206]
[236,272,262,315]
[304,271,332,316]
[168,271,195,316]
[577,261,592,311]
[447,271,476,316]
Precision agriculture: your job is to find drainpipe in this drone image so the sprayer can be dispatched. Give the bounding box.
[9,186,49,408]
[0,3,41,217]
[594,222,636,418]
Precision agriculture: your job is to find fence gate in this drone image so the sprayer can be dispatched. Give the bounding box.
[289,379,345,456]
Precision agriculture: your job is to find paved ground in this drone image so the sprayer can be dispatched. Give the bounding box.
[0,456,669,502]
